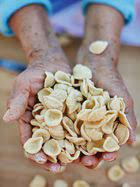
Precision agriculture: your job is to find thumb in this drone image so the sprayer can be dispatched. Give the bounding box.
[3,92,29,122]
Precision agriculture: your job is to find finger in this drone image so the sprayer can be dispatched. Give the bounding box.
[20,110,33,124]
[81,155,100,168]
[102,152,118,161]
[3,92,29,122]
[42,162,66,173]
[28,96,37,108]
[25,150,47,164]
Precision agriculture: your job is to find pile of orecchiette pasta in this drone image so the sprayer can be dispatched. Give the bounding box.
[23,64,130,164]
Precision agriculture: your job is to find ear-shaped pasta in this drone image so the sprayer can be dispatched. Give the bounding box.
[32,129,50,142]
[32,103,44,117]
[114,124,129,145]
[58,150,80,164]
[102,122,114,134]
[73,180,90,187]
[87,140,105,154]
[44,71,55,88]
[87,79,103,96]
[73,64,92,80]
[34,114,44,123]
[44,109,62,127]
[80,79,89,97]
[108,96,125,112]
[82,99,98,110]
[74,119,83,135]
[47,155,57,163]
[67,111,77,122]
[80,124,91,141]
[38,88,53,104]
[23,137,43,154]
[108,165,125,182]
[85,127,103,141]
[30,119,42,127]
[66,134,86,145]
[62,116,77,137]
[65,140,75,154]
[54,83,70,91]
[103,91,110,104]
[43,96,63,111]
[32,127,39,133]
[49,124,65,140]
[118,111,131,129]
[43,139,61,156]
[89,40,108,55]
[50,89,67,102]
[76,145,93,156]
[103,136,120,152]
[71,75,82,87]
[55,71,71,86]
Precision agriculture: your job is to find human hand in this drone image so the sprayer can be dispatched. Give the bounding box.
[76,43,137,168]
[3,60,71,173]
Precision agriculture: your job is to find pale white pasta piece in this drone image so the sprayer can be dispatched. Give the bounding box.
[87,140,105,154]
[80,124,91,141]
[89,40,108,55]
[114,124,129,145]
[80,78,88,97]
[29,175,46,187]
[118,111,131,129]
[50,89,67,102]
[82,99,99,110]
[54,180,68,187]
[58,150,80,164]
[44,109,62,127]
[54,83,70,91]
[103,91,110,104]
[65,139,75,154]
[30,119,42,127]
[100,110,117,127]
[101,122,114,134]
[122,183,131,187]
[73,180,90,187]
[83,121,104,129]
[32,103,44,117]
[66,134,86,145]
[76,145,93,156]
[87,79,103,96]
[88,106,106,122]
[62,116,77,137]
[49,125,65,140]
[122,156,140,173]
[32,127,39,133]
[55,71,71,86]
[38,88,53,104]
[77,109,92,121]
[57,140,65,149]
[44,71,55,88]
[74,119,83,135]
[71,75,82,87]
[108,165,125,182]
[47,155,57,163]
[108,96,125,112]
[43,139,61,156]
[67,111,77,122]
[34,114,44,123]
[23,137,43,154]
[103,136,120,152]
[32,129,50,142]
[43,96,63,111]
[85,127,103,141]
[73,64,92,80]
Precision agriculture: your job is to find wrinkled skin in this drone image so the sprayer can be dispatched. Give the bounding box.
[3,4,137,173]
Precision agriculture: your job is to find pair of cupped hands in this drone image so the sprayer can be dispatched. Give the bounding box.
[3,42,137,173]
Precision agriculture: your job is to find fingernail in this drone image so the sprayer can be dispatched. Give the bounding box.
[3,109,10,122]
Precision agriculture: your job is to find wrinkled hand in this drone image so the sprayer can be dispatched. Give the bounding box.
[3,63,71,173]
[76,45,137,168]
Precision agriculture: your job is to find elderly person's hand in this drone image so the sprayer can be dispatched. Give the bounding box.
[3,5,71,173]
[75,4,137,168]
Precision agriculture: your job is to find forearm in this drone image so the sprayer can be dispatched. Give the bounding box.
[9,5,70,71]
[82,4,124,67]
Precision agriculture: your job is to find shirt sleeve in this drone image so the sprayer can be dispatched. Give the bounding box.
[82,0,135,24]
[0,0,52,36]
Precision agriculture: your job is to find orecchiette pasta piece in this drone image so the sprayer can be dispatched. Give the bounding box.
[100,110,117,127]
[121,156,140,173]
[101,122,114,134]
[43,139,61,156]
[30,119,42,127]
[77,109,92,121]
[108,165,125,182]
[80,124,91,141]
[38,88,53,104]
[49,125,65,140]
[34,114,44,123]
[88,106,106,122]
[71,75,82,87]
[32,103,44,117]
[73,180,90,187]
[44,109,62,127]
[50,89,67,102]
[83,121,103,129]
[32,129,50,142]
[54,180,68,187]
[66,134,86,145]
[65,140,75,154]
[74,119,83,135]
[103,91,110,104]
[80,78,89,97]
[82,98,99,110]
[76,145,93,156]
[89,40,108,55]
[67,111,77,122]
[103,136,120,152]
[57,140,65,149]
[114,124,129,145]
[32,127,39,133]
[118,111,131,129]
[108,96,125,112]
[55,71,71,86]
[62,116,77,137]
[23,137,43,154]
[73,64,92,80]
[87,140,105,154]
[29,175,47,187]
[47,155,57,163]
[44,71,55,88]
[54,83,70,91]
[87,79,103,96]
[85,127,103,141]
[43,96,63,111]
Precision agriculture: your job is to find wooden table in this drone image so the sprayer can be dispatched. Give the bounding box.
[0,37,140,187]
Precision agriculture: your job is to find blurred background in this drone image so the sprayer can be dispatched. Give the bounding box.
[0,1,140,187]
